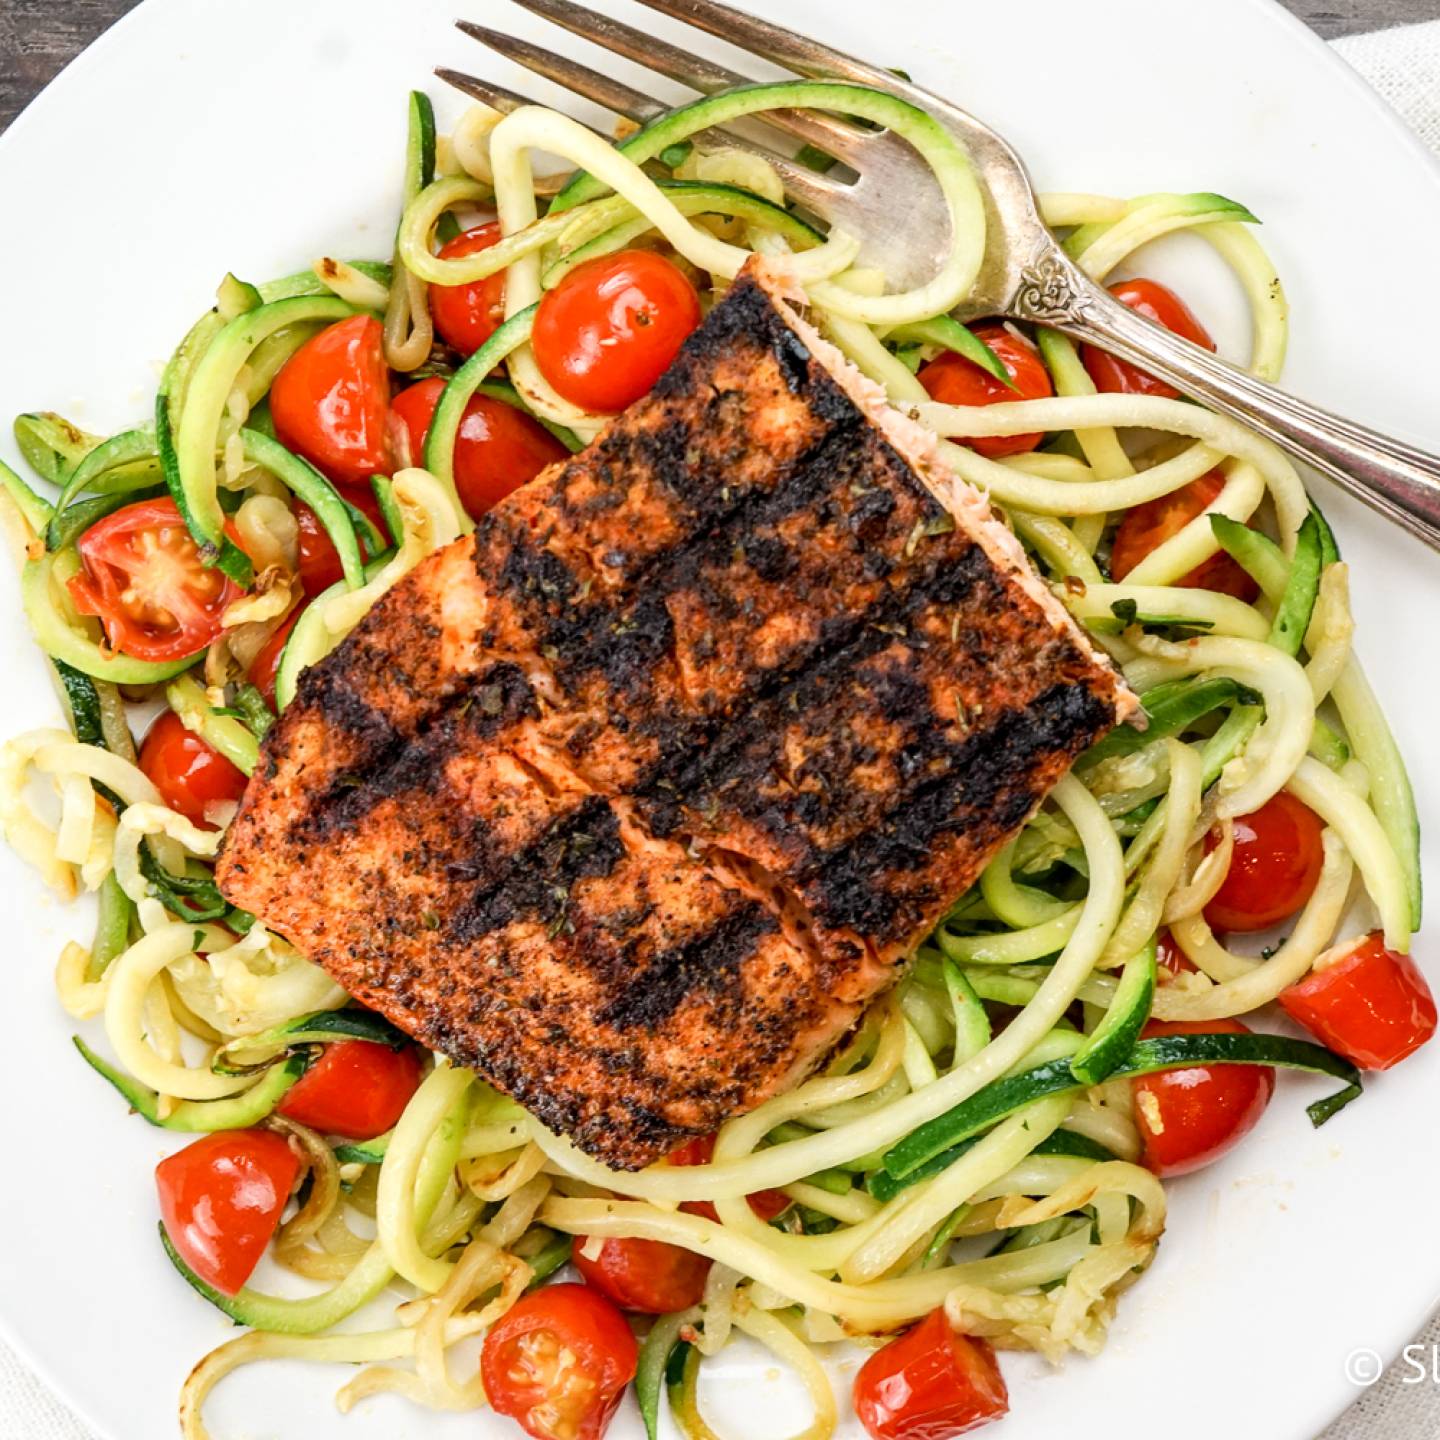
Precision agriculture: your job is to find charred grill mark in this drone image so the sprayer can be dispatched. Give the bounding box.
[301,660,403,752]
[804,679,1114,938]
[655,271,853,428]
[451,795,624,941]
[597,903,777,1030]
[289,661,539,845]
[633,538,997,830]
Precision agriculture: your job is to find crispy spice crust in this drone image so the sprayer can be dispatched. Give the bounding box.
[218,262,1128,1168]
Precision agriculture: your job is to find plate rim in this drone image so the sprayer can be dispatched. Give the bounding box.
[1,2,1438,1437]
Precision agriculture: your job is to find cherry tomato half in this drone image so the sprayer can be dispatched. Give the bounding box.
[247,608,302,709]
[390,376,567,520]
[276,1039,423,1140]
[572,1235,710,1314]
[293,486,385,598]
[1280,932,1437,1071]
[270,314,393,486]
[1157,928,1198,977]
[156,1129,299,1296]
[139,711,248,828]
[669,1133,792,1223]
[430,222,508,356]
[1082,277,1216,399]
[532,249,701,414]
[853,1306,1010,1440]
[1109,470,1259,600]
[1132,1018,1276,1178]
[1204,791,1325,933]
[68,497,247,662]
[917,324,1054,459]
[480,1282,637,1440]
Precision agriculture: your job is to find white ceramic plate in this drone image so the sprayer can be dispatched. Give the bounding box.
[2,1,1437,1437]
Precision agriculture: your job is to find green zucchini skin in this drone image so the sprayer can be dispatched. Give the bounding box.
[1211,513,1288,601]
[247,261,394,306]
[636,1310,688,1440]
[1080,676,1260,769]
[45,429,163,549]
[888,314,1011,386]
[423,305,539,506]
[867,1124,1118,1202]
[1267,512,1322,657]
[274,1005,410,1051]
[13,412,101,486]
[883,1032,1362,1184]
[0,456,55,532]
[46,487,167,553]
[216,272,263,320]
[88,871,135,982]
[240,428,366,588]
[155,395,253,585]
[212,1006,411,1080]
[406,90,437,203]
[1069,939,1157,1086]
[332,1132,391,1166]
[51,658,104,745]
[74,1037,304,1131]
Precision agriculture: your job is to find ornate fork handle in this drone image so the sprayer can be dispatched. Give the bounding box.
[1010,244,1440,550]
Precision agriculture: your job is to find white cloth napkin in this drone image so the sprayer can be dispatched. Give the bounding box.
[5,14,1440,1440]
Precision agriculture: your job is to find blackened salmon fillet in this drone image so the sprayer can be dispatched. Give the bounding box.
[218,259,1134,1169]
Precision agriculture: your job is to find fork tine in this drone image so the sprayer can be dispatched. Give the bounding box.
[435,65,532,114]
[509,0,747,92]
[451,25,849,214]
[436,66,585,193]
[455,19,666,121]
[628,0,908,92]
[504,0,870,157]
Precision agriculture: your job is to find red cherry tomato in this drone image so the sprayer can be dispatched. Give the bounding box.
[247,608,303,709]
[67,497,247,662]
[1203,791,1325,933]
[669,1133,792,1223]
[852,1306,1010,1440]
[532,249,701,414]
[1132,1018,1276,1177]
[480,1282,637,1440]
[429,222,508,356]
[294,501,347,597]
[391,376,567,519]
[276,1039,423,1140]
[270,315,393,486]
[1109,471,1259,600]
[139,711,248,828]
[1157,928,1198,977]
[155,1129,299,1296]
[917,325,1054,459]
[1280,932,1437,1070]
[572,1235,710,1314]
[1082,278,1216,399]
[292,486,384,597]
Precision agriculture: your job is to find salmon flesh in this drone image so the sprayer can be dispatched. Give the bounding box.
[217,261,1133,1168]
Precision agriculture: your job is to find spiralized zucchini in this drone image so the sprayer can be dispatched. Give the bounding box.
[0,78,1423,1440]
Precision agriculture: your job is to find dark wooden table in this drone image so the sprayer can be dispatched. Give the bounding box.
[3,0,1440,131]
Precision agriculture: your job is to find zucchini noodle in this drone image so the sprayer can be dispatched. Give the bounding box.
[1,79,1423,1440]
[1153,830,1354,1020]
[917,394,1308,541]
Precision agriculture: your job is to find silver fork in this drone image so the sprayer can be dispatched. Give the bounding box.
[441,0,1440,550]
